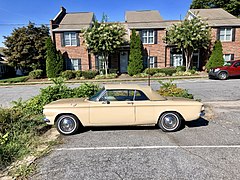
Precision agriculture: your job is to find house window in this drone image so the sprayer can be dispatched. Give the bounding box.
[64,32,77,46]
[142,30,154,44]
[66,59,81,70]
[219,28,232,41]
[223,54,234,62]
[149,56,156,68]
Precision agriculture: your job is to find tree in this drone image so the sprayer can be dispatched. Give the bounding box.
[190,0,240,17]
[164,17,211,71]
[45,37,64,78]
[128,30,143,76]
[3,22,49,73]
[205,40,224,70]
[83,21,126,75]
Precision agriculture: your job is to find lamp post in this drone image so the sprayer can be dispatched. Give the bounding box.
[148,49,150,86]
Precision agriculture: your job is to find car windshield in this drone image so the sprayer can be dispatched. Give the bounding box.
[224,61,234,66]
[89,88,105,101]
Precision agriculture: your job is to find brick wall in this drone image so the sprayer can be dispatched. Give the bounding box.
[54,32,93,71]
[142,30,169,68]
[211,27,240,60]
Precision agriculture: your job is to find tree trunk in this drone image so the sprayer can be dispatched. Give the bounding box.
[184,48,193,72]
[103,53,108,76]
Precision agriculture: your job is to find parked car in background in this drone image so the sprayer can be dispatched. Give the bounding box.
[209,60,240,80]
[43,84,205,135]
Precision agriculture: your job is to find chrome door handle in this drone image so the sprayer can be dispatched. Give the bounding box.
[127,102,134,104]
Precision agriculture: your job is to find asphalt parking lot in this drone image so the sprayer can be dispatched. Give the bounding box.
[1,79,240,179]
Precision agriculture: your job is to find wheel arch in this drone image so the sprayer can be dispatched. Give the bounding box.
[217,70,229,77]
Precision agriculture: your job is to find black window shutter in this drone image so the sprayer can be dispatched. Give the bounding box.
[232,28,236,42]
[216,28,220,41]
[78,59,81,70]
[154,30,158,44]
[76,33,80,46]
[60,33,65,47]
[154,56,158,68]
[231,54,234,60]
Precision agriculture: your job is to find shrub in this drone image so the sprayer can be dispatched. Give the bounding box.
[29,69,43,79]
[0,76,29,83]
[176,66,186,72]
[128,30,144,76]
[95,73,118,79]
[75,70,82,78]
[144,67,177,76]
[153,73,166,77]
[61,70,75,80]
[206,40,224,71]
[158,80,193,99]
[132,73,149,78]
[73,83,99,98]
[172,71,192,76]
[82,70,98,79]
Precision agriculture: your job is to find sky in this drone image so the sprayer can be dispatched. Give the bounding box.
[0,0,192,47]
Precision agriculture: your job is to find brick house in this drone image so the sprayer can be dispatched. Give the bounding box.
[187,8,240,67]
[50,7,240,73]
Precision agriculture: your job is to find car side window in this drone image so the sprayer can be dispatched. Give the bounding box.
[100,90,134,101]
[234,62,240,67]
[134,90,149,101]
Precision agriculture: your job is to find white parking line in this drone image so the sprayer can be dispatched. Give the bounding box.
[56,145,240,151]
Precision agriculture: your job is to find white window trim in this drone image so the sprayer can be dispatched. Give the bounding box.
[64,32,77,46]
[142,30,155,44]
[149,56,156,68]
[223,54,233,62]
[219,28,232,42]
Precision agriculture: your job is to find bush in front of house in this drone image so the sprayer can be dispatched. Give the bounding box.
[153,72,166,77]
[75,70,82,78]
[29,69,43,79]
[61,70,76,80]
[132,73,149,78]
[176,66,186,72]
[144,67,177,76]
[95,73,118,79]
[158,80,193,99]
[128,30,144,76]
[82,70,98,79]
[205,40,224,71]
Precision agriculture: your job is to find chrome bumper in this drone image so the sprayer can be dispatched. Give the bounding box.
[200,110,205,117]
[43,118,50,123]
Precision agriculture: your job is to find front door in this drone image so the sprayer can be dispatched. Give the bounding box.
[172,54,183,67]
[120,51,128,73]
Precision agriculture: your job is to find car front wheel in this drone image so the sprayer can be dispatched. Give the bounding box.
[56,114,80,135]
[158,112,182,132]
[218,71,228,80]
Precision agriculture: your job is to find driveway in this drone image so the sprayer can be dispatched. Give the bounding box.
[1,79,240,179]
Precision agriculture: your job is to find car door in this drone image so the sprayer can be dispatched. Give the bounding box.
[133,90,156,124]
[89,89,135,125]
[232,62,240,76]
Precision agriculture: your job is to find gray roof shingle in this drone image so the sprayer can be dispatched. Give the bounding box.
[53,12,94,31]
[189,8,240,27]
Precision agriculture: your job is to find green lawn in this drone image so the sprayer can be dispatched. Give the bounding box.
[0,76,29,83]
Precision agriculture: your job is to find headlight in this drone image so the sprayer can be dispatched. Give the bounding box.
[214,68,220,72]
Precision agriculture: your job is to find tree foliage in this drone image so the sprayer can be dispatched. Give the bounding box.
[205,40,224,70]
[190,0,240,17]
[83,21,126,75]
[3,22,49,72]
[164,17,211,71]
[128,30,144,76]
[45,37,64,78]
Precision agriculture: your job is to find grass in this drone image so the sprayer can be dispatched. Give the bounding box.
[0,76,29,83]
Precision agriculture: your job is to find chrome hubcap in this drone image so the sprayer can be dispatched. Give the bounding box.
[219,73,226,79]
[162,114,178,130]
[59,117,76,133]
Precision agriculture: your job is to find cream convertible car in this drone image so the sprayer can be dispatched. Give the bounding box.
[43,84,205,135]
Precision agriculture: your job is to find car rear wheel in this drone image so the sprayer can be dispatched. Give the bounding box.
[56,114,80,135]
[158,112,181,132]
[218,71,228,80]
